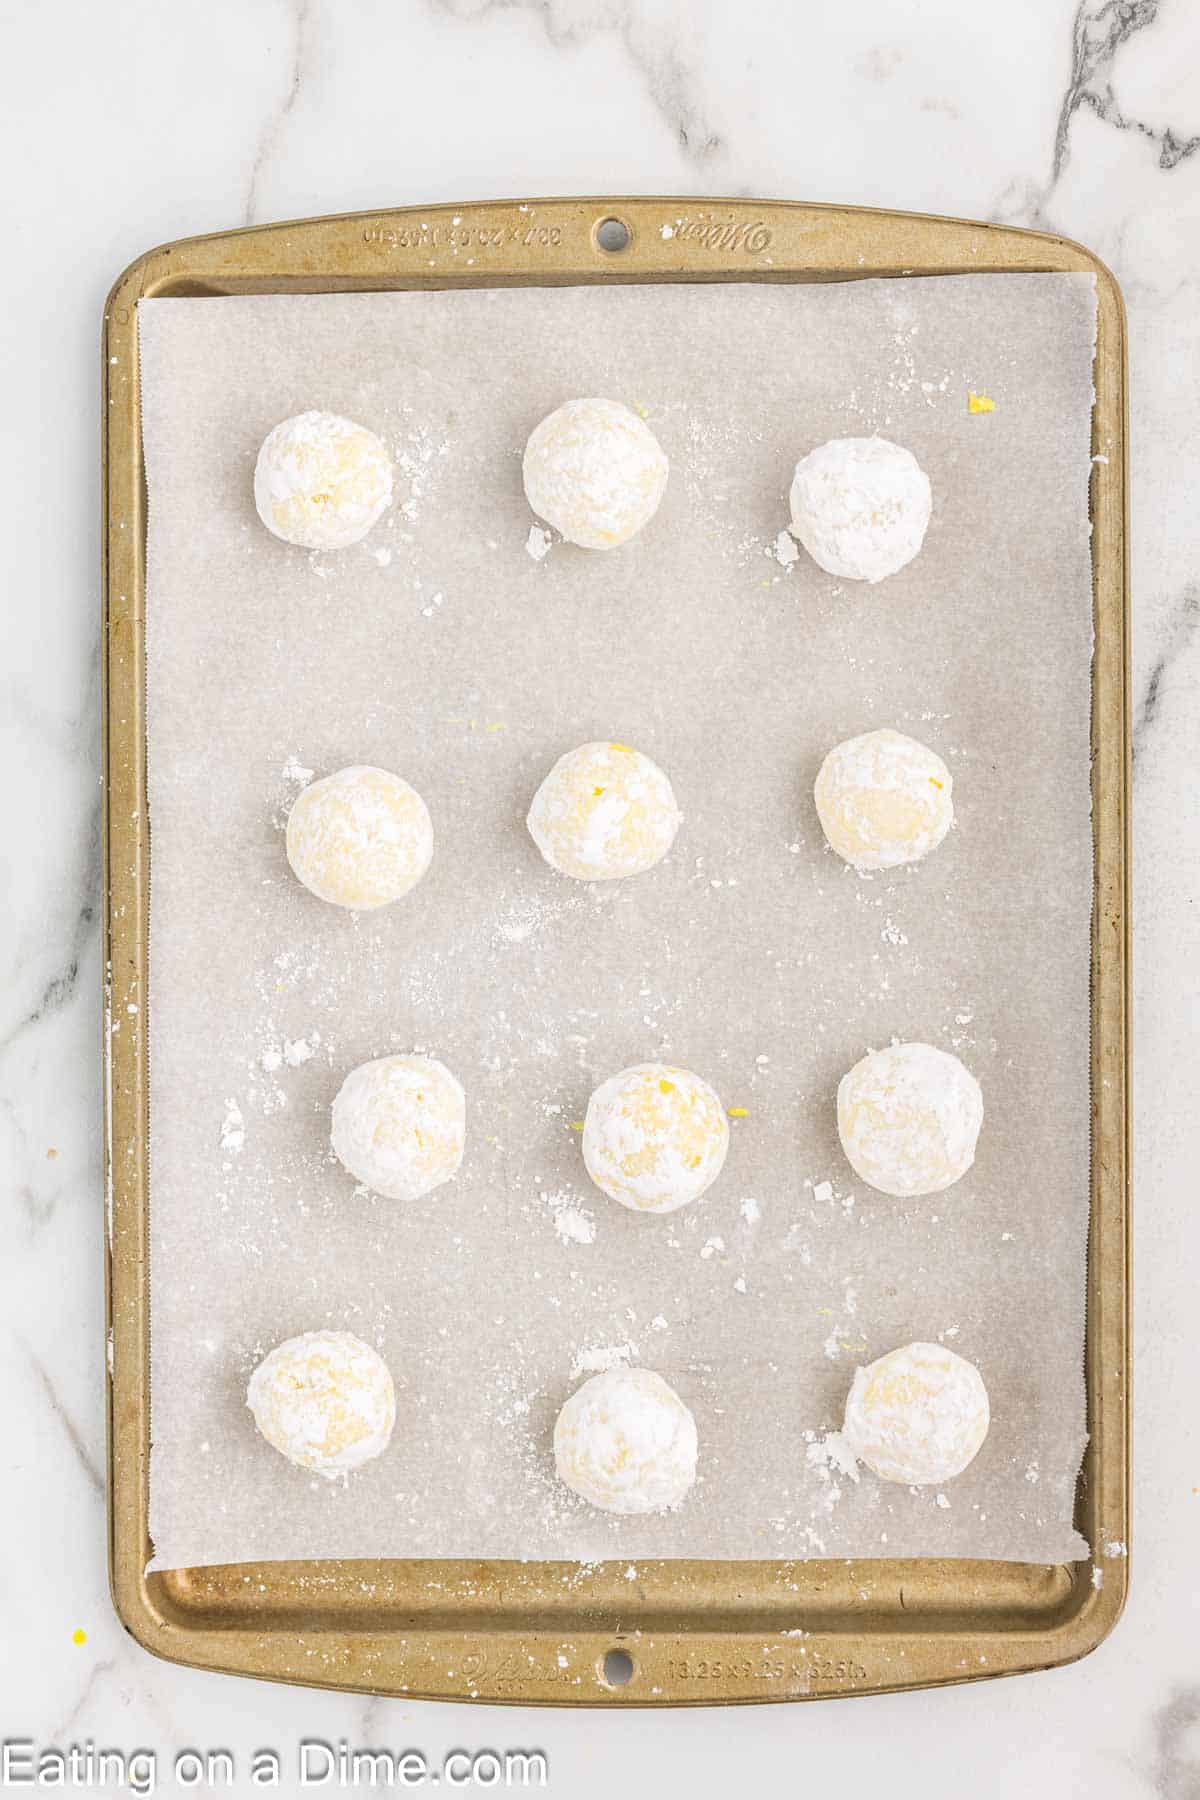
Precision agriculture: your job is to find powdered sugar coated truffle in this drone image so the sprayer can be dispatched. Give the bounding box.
[554,1367,698,1513]
[789,435,931,582]
[842,1341,990,1485]
[286,765,433,911]
[523,398,668,549]
[583,1062,729,1214]
[528,741,680,882]
[254,410,392,550]
[815,728,953,870]
[247,1330,395,1476]
[838,1042,982,1197]
[331,1054,465,1200]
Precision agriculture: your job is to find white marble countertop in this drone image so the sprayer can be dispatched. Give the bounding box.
[3,1,1196,1794]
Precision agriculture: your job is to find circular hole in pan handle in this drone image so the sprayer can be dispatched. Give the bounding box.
[594,216,632,254]
[602,1647,636,1687]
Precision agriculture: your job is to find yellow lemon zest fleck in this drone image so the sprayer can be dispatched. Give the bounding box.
[929,777,943,789]
[967,392,995,414]
[569,1120,585,1131]
[658,1079,675,1095]
[593,786,605,797]
[72,1628,87,1646]
[728,1106,749,1118]
[610,743,634,753]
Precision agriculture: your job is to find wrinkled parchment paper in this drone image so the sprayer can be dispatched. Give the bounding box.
[140,274,1096,1569]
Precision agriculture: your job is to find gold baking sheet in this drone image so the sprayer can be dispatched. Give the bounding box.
[103,197,1129,1703]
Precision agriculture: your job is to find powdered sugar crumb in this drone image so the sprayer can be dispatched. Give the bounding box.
[571,1340,638,1379]
[542,1188,597,1247]
[219,1100,245,1155]
[805,1429,861,1513]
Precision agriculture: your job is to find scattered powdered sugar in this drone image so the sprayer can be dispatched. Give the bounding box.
[394,417,450,523]
[739,1196,761,1226]
[769,529,799,567]
[571,1340,638,1379]
[555,1208,596,1246]
[699,1235,725,1260]
[281,755,314,786]
[219,1100,245,1155]
[491,891,582,947]
[1102,1538,1128,1558]
[260,1029,320,1072]
[804,1429,862,1514]
[541,1188,597,1247]
[525,524,552,562]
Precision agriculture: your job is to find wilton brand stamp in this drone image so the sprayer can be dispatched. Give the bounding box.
[669,217,773,254]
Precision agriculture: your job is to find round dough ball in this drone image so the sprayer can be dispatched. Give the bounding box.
[254,410,392,550]
[527,741,681,882]
[815,728,953,871]
[788,435,931,582]
[331,1054,465,1200]
[837,1042,982,1198]
[247,1329,395,1476]
[286,765,433,912]
[583,1062,729,1214]
[843,1341,990,1485]
[554,1367,698,1514]
[523,398,668,549]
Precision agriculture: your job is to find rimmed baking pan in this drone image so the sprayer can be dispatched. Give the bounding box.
[103,196,1129,1703]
